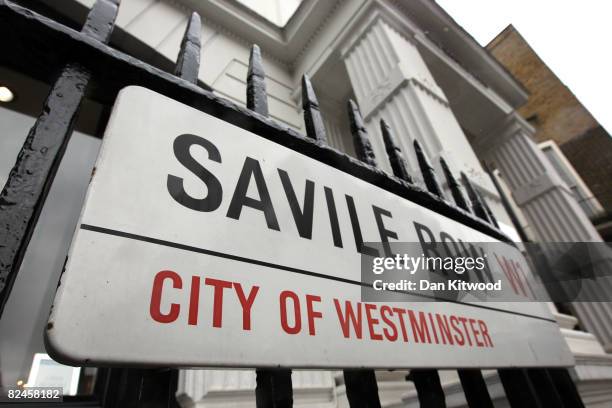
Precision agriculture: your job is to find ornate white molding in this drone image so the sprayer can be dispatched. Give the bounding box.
[340,13,501,206]
[359,72,449,122]
[475,111,535,161]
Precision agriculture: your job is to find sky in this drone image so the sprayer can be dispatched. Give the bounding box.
[436,0,612,135]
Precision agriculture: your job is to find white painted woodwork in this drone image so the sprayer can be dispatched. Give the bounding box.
[340,16,510,230]
[482,113,612,354]
[483,113,601,242]
[539,140,605,221]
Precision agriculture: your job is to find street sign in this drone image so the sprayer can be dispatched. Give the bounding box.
[46,87,573,368]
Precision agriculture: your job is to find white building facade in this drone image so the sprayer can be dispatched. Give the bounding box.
[1,0,611,406]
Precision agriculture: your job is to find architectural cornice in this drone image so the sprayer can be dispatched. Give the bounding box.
[322,1,517,124]
[473,111,537,160]
[491,111,537,141]
[177,0,340,66]
[173,0,529,110]
[391,0,529,107]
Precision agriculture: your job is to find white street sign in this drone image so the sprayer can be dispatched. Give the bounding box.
[46,87,573,368]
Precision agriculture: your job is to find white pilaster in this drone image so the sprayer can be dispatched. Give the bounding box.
[340,16,497,201]
[484,113,601,242]
[482,113,612,352]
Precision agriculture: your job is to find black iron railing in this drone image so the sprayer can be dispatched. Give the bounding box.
[0,0,585,407]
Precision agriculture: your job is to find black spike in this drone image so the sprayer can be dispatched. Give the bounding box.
[344,370,382,407]
[82,0,120,43]
[256,369,293,407]
[174,12,202,84]
[247,44,268,116]
[461,172,490,223]
[477,189,500,228]
[414,140,444,198]
[301,74,327,144]
[483,162,530,241]
[439,157,469,211]
[380,119,412,183]
[458,370,495,408]
[408,370,446,408]
[348,100,376,167]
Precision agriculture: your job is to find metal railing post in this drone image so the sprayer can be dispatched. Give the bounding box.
[458,369,494,408]
[0,0,119,316]
[498,368,542,408]
[256,369,293,408]
[526,369,565,407]
[414,140,445,199]
[344,369,382,408]
[548,368,585,408]
[246,43,294,408]
[408,369,447,408]
[342,100,383,407]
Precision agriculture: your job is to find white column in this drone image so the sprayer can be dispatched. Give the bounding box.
[340,14,612,352]
[340,17,497,201]
[483,113,612,351]
[485,113,601,242]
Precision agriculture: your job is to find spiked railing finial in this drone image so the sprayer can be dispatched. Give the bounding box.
[301,74,327,144]
[174,12,202,84]
[82,0,121,43]
[439,157,469,211]
[247,44,268,116]
[461,172,490,223]
[414,140,444,198]
[380,119,412,183]
[348,100,377,167]
[477,190,500,228]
